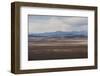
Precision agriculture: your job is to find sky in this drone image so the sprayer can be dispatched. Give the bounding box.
[28,15,88,33]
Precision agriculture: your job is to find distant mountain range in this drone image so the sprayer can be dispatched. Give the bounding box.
[29,31,87,38]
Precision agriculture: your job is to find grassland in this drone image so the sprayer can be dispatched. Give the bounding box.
[28,37,88,60]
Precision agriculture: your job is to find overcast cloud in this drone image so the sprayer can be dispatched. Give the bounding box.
[28,15,88,33]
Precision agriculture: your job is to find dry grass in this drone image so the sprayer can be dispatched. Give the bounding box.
[28,38,88,60]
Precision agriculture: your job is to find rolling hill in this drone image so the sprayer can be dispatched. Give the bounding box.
[28,31,87,38]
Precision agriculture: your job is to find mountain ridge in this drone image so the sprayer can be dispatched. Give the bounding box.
[29,31,87,38]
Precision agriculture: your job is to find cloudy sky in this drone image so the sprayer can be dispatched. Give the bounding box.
[28,15,88,33]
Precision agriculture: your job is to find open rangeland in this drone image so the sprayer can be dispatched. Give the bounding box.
[28,38,88,60]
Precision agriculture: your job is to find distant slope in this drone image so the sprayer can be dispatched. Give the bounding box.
[28,31,87,38]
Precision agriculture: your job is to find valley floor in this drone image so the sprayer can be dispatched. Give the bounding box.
[28,38,88,60]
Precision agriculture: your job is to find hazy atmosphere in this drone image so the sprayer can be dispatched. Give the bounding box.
[28,15,88,33]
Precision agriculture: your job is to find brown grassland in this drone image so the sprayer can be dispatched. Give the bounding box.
[28,38,88,60]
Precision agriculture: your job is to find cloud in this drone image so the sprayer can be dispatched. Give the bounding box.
[60,16,88,25]
[28,15,88,33]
